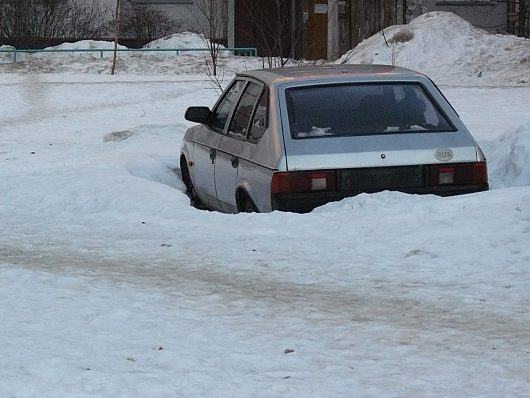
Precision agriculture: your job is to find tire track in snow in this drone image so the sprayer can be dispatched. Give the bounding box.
[2,243,529,351]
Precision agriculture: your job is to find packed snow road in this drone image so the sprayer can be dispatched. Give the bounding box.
[2,239,529,397]
[3,241,529,342]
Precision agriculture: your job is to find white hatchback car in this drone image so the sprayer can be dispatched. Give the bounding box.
[181,65,488,213]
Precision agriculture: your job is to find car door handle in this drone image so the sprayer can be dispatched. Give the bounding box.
[209,148,216,163]
[231,156,239,168]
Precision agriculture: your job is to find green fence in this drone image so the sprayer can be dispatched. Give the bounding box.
[0,47,258,63]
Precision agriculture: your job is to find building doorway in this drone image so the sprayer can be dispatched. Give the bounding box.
[305,0,328,60]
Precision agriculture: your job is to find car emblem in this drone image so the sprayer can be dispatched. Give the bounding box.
[435,148,453,162]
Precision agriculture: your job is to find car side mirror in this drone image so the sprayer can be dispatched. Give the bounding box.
[185,106,211,124]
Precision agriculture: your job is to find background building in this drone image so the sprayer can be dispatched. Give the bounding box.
[1,1,527,57]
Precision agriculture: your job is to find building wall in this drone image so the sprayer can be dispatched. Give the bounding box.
[349,0,397,51]
[234,0,296,59]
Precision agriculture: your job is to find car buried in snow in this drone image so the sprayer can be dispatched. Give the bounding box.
[180,65,488,213]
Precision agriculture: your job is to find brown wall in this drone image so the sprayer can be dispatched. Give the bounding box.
[235,0,295,59]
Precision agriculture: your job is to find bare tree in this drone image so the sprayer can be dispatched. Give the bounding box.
[511,0,530,37]
[191,0,226,77]
[241,0,302,67]
[111,0,122,76]
[0,0,110,48]
[380,29,398,66]
[121,3,180,42]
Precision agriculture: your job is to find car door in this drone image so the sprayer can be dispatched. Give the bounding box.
[188,123,222,210]
[215,81,264,213]
[190,79,246,210]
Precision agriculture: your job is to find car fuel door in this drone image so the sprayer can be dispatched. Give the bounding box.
[214,81,264,213]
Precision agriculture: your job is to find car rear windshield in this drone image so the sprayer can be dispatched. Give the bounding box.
[285,83,456,139]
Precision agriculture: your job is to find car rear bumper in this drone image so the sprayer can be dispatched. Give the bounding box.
[271,184,489,213]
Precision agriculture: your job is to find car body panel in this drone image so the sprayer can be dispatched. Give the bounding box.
[184,124,223,210]
[215,135,244,213]
[283,146,479,171]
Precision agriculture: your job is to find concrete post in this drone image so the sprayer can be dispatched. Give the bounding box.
[327,0,340,60]
[227,0,235,48]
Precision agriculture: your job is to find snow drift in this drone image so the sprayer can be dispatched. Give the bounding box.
[338,11,530,86]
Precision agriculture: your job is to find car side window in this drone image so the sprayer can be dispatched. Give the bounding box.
[247,91,268,143]
[211,80,245,133]
[228,82,262,139]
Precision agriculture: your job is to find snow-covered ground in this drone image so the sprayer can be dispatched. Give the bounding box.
[1,13,530,397]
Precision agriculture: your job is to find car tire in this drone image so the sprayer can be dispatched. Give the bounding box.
[239,194,259,213]
[180,158,204,210]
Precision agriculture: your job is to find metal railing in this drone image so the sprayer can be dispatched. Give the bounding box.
[0,47,258,63]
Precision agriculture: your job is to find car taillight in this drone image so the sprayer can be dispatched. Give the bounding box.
[438,167,454,184]
[271,171,336,194]
[471,161,488,185]
[430,161,488,186]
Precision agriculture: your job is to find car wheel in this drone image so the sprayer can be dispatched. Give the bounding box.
[180,158,204,209]
[239,194,259,213]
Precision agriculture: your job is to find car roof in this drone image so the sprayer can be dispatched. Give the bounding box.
[237,64,426,86]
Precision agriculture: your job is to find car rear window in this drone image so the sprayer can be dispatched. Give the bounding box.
[285,83,456,139]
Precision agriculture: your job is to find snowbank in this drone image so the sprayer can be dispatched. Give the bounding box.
[0,45,15,63]
[0,33,259,75]
[338,11,530,86]
[146,32,211,49]
[484,122,530,188]
[47,40,127,51]
[145,31,230,58]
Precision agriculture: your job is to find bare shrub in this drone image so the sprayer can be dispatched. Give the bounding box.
[389,29,414,44]
[380,28,399,66]
[191,0,226,77]
[0,0,111,48]
[121,3,180,42]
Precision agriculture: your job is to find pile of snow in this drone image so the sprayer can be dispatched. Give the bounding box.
[145,32,231,59]
[0,44,15,62]
[483,122,530,188]
[339,11,530,86]
[146,32,212,49]
[49,40,127,51]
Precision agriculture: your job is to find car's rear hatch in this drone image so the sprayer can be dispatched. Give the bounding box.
[272,130,487,212]
[271,78,488,211]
